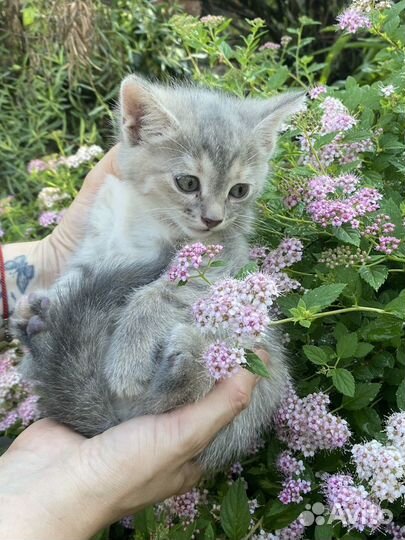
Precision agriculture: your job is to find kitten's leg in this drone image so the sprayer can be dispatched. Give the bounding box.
[11,290,51,343]
[104,279,197,397]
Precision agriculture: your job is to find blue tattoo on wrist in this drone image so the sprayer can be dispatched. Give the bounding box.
[4,256,35,294]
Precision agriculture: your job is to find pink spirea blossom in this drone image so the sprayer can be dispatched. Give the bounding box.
[352,440,405,502]
[27,159,48,174]
[193,273,279,338]
[320,98,357,134]
[250,246,268,261]
[323,474,384,531]
[386,522,405,539]
[364,214,396,236]
[376,236,401,255]
[309,86,327,99]
[280,35,292,46]
[200,14,225,24]
[386,412,405,459]
[166,488,200,526]
[277,451,305,478]
[274,384,350,456]
[253,519,305,540]
[337,8,372,33]
[37,187,70,209]
[262,238,303,273]
[229,461,244,478]
[260,42,281,51]
[0,350,40,432]
[169,243,223,283]
[203,342,246,380]
[38,211,63,228]
[279,478,311,504]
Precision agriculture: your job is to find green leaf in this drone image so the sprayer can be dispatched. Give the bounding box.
[90,528,110,540]
[354,342,374,358]
[397,379,405,409]
[209,260,226,268]
[336,332,358,359]
[235,262,259,279]
[302,283,346,311]
[204,523,216,540]
[303,345,328,365]
[220,479,250,540]
[263,500,306,530]
[332,227,361,246]
[315,524,333,540]
[332,368,355,397]
[361,317,403,342]
[342,383,381,410]
[134,506,156,537]
[245,352,270,378]
[359,265,389,292]
[22,6,38,26]
[385,291,405,319]
[350,408,382,438]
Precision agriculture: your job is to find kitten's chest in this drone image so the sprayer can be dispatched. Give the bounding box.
[78,176,176,266]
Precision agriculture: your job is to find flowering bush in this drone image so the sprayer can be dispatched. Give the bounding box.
[1,0,405,539]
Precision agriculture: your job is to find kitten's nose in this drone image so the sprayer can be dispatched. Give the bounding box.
[202,217,223,229]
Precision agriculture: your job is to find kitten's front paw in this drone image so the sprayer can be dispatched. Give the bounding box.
[12,291,51,340]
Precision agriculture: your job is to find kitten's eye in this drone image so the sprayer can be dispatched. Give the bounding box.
[229,183,250,199]
[174,174,200,193]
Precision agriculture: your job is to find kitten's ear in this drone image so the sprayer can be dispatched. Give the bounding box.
[253,92,306,154]
[120,75,179,145]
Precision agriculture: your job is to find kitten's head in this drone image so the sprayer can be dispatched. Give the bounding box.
[118,75,305,239]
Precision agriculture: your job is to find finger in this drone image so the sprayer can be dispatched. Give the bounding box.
[170,366,258,461]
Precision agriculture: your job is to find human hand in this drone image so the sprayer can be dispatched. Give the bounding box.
[0,360,261,540]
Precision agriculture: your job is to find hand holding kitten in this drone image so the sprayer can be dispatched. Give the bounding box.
[0,361,261,540]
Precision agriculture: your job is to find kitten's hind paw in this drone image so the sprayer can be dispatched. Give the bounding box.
[12,291,51,340]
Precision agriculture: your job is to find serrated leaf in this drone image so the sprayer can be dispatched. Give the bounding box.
[235,262,259,279]
[245,352,270,378]
[385,292,405,319]
[336,332,358,359]
[397,379,405,409]
[361,317,403,342]
[342,383,381,410]
[354,342,374,358]
[332,368,355,397]
[263,500,306,530]
[134,506,156,537]
[220,479,250,540]
[303,345,328,365]
[359,265,389,292]
[315,524,333,540]
[302,283,346,311]
[332,227,361,246]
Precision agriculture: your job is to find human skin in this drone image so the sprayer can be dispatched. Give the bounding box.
[0,365,259,540]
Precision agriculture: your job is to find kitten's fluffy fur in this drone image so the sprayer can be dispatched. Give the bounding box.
[13,77,304,471]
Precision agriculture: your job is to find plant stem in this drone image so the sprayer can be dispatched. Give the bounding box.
[269,305,387,326]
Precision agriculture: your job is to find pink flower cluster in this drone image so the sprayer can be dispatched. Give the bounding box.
[352,440,405,502]
[253,520,305,540]
[168,243,223,282]
[362,214,400,254]
[274,384,351,456]
[38,211,63,228]
[309,85,327,100]
[386,412,405,458]
[259,41,281,51]
[279,478,311,504]
[250,239,303,295]
[277,451,305,478]
[37,187,70,209]
[320,98,357,134]
[27,145,103,174]
[165,488,200,526]
[193,273,279,339]
[323,474,384,531]
[0,350,39,431]
[305,176,382,229]
[337,8,371,33]
[277,451,310,505]
[204,342,246,380]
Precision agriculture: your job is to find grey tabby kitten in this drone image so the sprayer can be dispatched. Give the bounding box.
[13,76,304,471]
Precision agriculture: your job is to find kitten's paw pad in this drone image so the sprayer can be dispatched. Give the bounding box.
[12,292,50,337]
